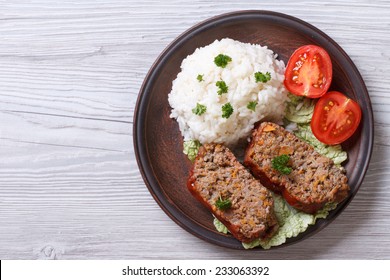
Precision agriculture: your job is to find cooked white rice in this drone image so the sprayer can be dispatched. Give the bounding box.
[168,38,288,146]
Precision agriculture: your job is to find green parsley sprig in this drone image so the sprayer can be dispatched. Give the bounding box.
[221,102,233,119]
[197,74,204,82]
[216,80,228,95]
[215,197,232,210]
[192,103,207,116]
[247,101,258,111]
[214,54,232,68]
[255,71,271,83]
[271,154,292,175]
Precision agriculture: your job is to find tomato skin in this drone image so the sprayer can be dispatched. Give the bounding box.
[311,91,362,145]
[284,45,333,98]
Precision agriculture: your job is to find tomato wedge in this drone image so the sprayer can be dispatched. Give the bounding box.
[284,45,332,98]
[311,91,362,145]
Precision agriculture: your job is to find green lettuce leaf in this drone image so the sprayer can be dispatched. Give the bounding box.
[284,94,347,165]
[183,140,201,162]
[213,216,229,234]
[284,94,315,124]
[242,194,337,249]
[212,95,347,249]
[213,194,337,250]
[294,125,347,165]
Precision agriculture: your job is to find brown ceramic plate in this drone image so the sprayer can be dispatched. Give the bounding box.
[134,11,373,249]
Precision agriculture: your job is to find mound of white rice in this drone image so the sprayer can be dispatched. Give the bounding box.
[168,38,288,146]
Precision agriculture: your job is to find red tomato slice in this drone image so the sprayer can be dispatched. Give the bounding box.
[311,91,362,145]
[284,45,332,98]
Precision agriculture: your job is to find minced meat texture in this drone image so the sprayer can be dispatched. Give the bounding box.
[244,122,350,214]
[187,143,279,243]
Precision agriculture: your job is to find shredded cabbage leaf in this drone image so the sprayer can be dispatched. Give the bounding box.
[183,140,201,162]
[212,94,347,249]
[242,195,337,249]
[295,125,347,166]
[284,94,315,124]
[213,216,229,234]
[284,93,347,165]
[214,195,336,250]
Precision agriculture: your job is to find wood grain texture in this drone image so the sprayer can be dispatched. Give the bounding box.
[0,0,389,259]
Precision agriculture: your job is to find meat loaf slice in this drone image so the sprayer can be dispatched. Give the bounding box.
[187,143,279,243]
[244,122,350,214]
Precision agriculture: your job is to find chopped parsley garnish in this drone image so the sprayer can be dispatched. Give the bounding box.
[216,80,228,95]
[214,54,232,68]
[215,197,232,210]
[192,103,207,116]
[254,71,271,83]
[197,74,204,82]
[272,154,292,175]
[247,101,258,111]
[221,102,234,119]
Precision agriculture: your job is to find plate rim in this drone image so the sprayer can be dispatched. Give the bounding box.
[133,10,374,250]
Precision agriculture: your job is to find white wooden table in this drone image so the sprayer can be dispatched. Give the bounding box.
[1,0,389,259]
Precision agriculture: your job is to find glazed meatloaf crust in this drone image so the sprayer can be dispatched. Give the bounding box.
[244,122,350,214]
[187,143,279,243]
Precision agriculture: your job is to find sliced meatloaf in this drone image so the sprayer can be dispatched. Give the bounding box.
[244,122,350,214]
[187,143,279,243]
